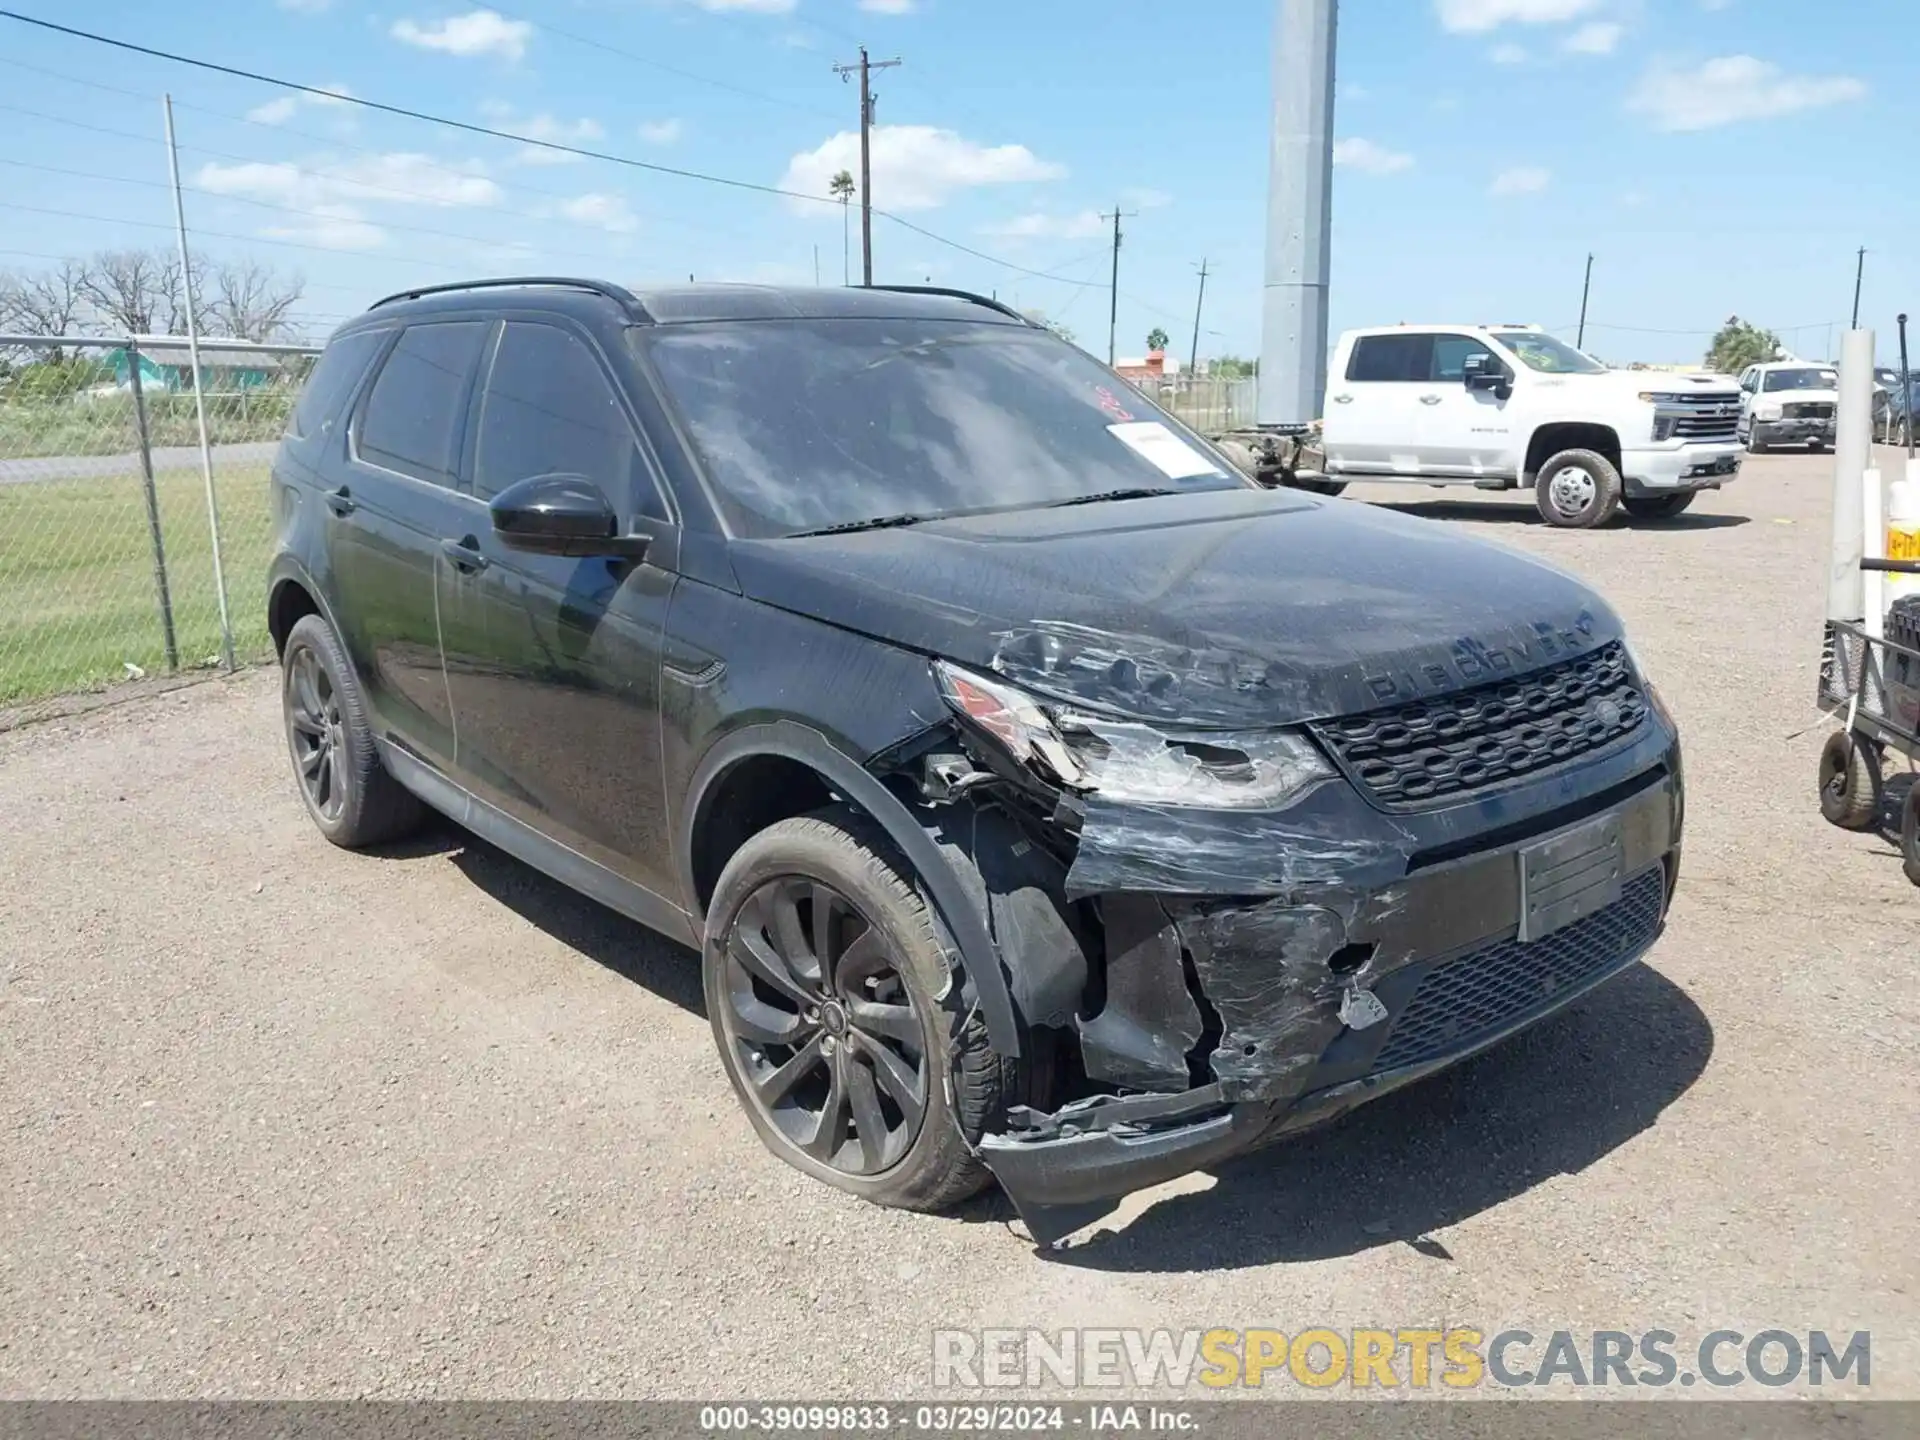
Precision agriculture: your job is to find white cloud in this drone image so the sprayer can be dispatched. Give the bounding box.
[391,10,531,61]
[779,125,1064,212]
[1490,43,1529,64]
[197,153,500,212]
[638,118,684,145]
[1435,0,1599,32]
[263,206,386,251]
[244,84,354,126]
[693,0,796,11]
[1627,55,1865,131]
[1490,165,1551,195]
[277,0,334,12]
[1563,21,1621,54]
[979,210,1108,241]
[858,0,917,11]
[558,192,638,233]
[1332,137,1414,175]
[480,105,605,164]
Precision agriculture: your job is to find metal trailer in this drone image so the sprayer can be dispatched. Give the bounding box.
[1818,563,1920,885]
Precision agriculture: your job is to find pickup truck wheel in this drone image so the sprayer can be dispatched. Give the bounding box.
[1288,477,1348,497]
[1901,786,1920,886]
[703,809,1021,1213]
[1623,492,1696,521]
[1747,426,1769,454]
[1534,449,1621,528]
[1817,730,1883,831]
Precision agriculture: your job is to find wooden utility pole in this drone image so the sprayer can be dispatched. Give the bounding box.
[1188,258,1210,378]
[1576,253,1594,349]
[1102,205,1135,366]
[833,48,900,286]
[1852,247,1867,329]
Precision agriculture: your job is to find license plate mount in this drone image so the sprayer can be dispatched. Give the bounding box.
[1516,812,1625,942]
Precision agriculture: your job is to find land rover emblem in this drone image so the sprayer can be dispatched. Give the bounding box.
[1593,698,1624,728]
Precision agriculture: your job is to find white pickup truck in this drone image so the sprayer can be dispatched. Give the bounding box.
[1303,325,1745,527]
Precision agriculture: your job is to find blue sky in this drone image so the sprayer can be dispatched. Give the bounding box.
[1,0,1913,364]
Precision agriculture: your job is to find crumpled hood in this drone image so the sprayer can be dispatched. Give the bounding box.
[727,487,1622,727]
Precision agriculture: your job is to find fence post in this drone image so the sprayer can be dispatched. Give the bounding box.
[125,339,180,673]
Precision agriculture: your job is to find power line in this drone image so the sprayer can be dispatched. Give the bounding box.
[0,11,1145,299]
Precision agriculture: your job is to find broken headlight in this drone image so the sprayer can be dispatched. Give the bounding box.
[934,661,1333,810]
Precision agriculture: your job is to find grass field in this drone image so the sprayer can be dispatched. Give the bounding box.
[0,464,275,707]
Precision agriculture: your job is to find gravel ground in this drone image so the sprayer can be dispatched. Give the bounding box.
[1,450,1915,1400]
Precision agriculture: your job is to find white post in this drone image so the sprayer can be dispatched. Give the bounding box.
[164,93,235,671]
[1863,465,1885,642]
[1828,329,1875,624]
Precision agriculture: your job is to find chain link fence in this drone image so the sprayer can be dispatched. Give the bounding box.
[1134,373,1262,434]
[0,333,318,728]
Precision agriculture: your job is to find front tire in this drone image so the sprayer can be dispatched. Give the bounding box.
[280,614,425,848]
[1623,492,1697,522]
[1817,730,1883,831]
[1747,426,1769,455]
[703,810,1019,1213]
[1534,448,1622,528]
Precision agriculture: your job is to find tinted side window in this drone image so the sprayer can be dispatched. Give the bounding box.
[474,322,663,517]
[1347,334,1433,383]
[289,329,386,441]
[1431,335,1498,382]
[356,321,488,485]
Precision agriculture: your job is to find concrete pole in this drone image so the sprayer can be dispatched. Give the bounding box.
[1256,0,1337,428]
[1828,328,1875,623]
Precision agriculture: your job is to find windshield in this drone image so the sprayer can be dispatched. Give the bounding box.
[1489,331,1607,375]
[1763,367,1838,392]
[637,318,1246,538]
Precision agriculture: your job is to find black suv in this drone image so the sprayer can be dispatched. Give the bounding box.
[269,278,1684,1244]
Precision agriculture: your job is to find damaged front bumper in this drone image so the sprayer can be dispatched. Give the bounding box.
[977,737,1683,1246]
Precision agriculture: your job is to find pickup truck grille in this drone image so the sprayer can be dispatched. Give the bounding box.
[1783,401,1835,420]
[1309,641,1650,810]
[1662,393,1741,441]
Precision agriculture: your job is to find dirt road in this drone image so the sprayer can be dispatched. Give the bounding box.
[2,451,1914,1399]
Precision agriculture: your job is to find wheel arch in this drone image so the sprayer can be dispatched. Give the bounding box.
[267,556,342,659]
[682,721,1024,1058]
[1525,421,1622,479]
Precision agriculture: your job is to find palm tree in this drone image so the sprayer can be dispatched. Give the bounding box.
[1147,326,1170,353]
[829,170,856,286]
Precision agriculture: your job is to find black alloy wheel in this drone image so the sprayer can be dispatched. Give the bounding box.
[716,874,928,1176]
[286,639,348,826]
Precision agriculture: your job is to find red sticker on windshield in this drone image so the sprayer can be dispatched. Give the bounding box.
[1093,385,1136,422]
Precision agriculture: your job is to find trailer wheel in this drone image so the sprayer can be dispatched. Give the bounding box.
[1817,730,1883,831]
[1901,785,1920,886]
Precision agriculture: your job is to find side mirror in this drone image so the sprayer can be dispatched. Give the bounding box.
[489,473,649,560]
[1462,353,1508,393]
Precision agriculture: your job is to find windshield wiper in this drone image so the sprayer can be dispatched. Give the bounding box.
[788,512,935,537]
[1041,487,1181,510]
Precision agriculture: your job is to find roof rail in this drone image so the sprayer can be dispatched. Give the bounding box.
[368,276,648,316]
[867,284,1033,325]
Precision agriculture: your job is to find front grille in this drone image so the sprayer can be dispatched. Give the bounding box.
[1370,866,1665,1073]
[1663,392,1740,441]
[1310,640,1649,811]
[1783,401,1835,420]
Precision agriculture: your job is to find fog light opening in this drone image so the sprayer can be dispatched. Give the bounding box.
[1328,943,1374,976]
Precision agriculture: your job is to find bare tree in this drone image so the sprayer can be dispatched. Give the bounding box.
[77,249,189,335]
[206,260,305,341]
[0,258,89,360]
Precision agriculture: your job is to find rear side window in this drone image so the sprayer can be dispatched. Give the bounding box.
[1347,333,1433,382]
[356,320,488,485]
[474,322,665,518]
[288,329,386,441]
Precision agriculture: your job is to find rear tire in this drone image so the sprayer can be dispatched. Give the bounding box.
[703,808,1025,1213]
[1817,730,1883,831]
[1623,492,1696,522]
[1534,448,1622,528]
[1901,786,1920,887]
[281,614,426,848]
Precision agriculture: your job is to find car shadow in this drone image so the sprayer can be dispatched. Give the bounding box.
[375,814,705,1015]
[1044,960,1712,1271]
[1369,498,1751,530]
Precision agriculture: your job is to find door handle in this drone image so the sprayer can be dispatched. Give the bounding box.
[1419,394,1444,405]
[439,537,490,573]
[1331,394,1354,404]
[324,485,355,516]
